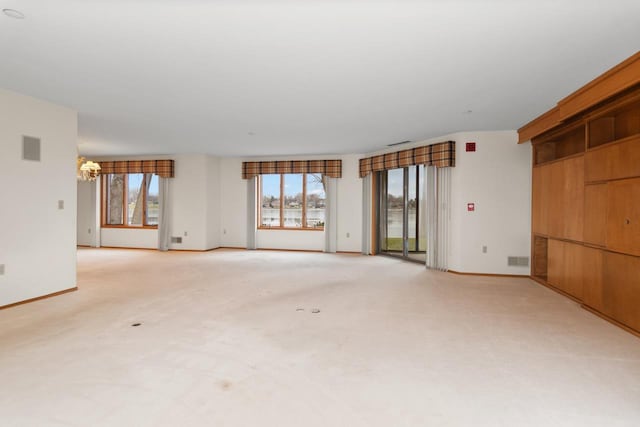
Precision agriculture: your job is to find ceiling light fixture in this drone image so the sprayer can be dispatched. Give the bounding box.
[77,157,101,181]
[3,8,25,19]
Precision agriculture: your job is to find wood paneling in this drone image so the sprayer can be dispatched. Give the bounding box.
[532,236,548,278]
[563,241,584,300]
[585,135,640,182]
[557,52,640,122]
[532,166,550,235]
[582,247,604,311]
[603,251,640,332]
[519,52,640,143]
[525,53,640,336]
[606,178,640,257]
[588,117,615,148]
[547,239,584,300]
[547,239,564,289]
[548,161,566,239]
[518,107,562,143]
[563,156,584,241]
[583,184,608,246]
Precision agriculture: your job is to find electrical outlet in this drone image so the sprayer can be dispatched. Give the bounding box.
[482,246,487,254]
[58,200,64,210]
[0,264,5,275]
[184,231,188,237]
[88,228,91,234]
[346,232,350,238]
[223,229,227,234]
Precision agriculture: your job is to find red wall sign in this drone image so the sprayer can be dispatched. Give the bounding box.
[467,203,475,212]
[466,142,476,152]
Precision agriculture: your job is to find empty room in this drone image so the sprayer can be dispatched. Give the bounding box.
[1,1,640,426]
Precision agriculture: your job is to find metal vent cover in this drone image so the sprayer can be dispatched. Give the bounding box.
[22,136,41,161]
[171,236,182,244]
[508,256,529,267]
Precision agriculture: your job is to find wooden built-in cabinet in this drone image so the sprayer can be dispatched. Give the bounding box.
[526,70,640,336]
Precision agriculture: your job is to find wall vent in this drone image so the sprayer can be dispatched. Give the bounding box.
[22,136,41,161]
[171,236,182,244]
[508,256,529,267]
[387,140,412,147]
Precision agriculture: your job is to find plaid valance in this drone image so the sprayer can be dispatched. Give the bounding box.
[98,160,175,178]
[359,141,455,178]
[242,159,342,179]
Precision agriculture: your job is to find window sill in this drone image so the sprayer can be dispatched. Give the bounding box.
[101,225,159,230]
[257,227,324,232]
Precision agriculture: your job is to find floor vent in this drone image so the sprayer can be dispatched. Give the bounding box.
[171,236,182,244]
[508,256,529,267]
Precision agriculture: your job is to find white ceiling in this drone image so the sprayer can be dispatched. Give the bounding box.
[1,1,639,157]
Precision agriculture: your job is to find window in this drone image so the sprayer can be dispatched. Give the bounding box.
[259,173,325,230]
[102,173,159,228]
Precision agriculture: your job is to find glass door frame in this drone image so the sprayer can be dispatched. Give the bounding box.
[375,167,426,263]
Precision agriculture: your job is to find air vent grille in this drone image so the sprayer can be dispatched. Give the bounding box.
[22,136,41,161]
[508,256,529,267]
[387,140,412,147]
[171,237,182,244]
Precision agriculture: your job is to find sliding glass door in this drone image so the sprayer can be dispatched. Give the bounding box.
[378,165,426,262]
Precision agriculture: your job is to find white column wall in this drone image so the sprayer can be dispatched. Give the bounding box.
[0,88,78,306]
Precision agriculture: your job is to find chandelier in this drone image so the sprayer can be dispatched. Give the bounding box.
[77,157,101,181]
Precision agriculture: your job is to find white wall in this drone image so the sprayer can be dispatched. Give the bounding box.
[448,131,531,274]
[77,181,93,246]
[205,156,221,249]
[0,88,77,306]
[78,132,530,272]
[219,157,247,248]
[218,154,363,252]
[335,154,362,252]
[364,131,531,274]
[76,180,100,247]
[85,154,221,251]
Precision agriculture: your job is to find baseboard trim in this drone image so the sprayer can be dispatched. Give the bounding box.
[255,247,323,253]
[581,304,640,339]
[0,287,78,311]
[448,270,529,278]
[530,276,640,339]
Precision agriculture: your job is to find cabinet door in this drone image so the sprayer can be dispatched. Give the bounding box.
[548,161,566,239]
[532,165,550,235]
[585,135,640,182]
[563,156,584,241]
[584,184,608,246]
[607,178,640,257]
[582,247,603,311]
[547,239,584,300]
[603,251,640,332]
[547,239,565,289]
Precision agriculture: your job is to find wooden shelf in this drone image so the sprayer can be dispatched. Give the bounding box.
[588,92,640,148]
[533,124,585,165]
[526,54,640,338]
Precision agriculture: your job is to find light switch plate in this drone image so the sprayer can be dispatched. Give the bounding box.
[58,200,64,210]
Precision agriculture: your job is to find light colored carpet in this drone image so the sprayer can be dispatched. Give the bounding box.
[1,248,640,426]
